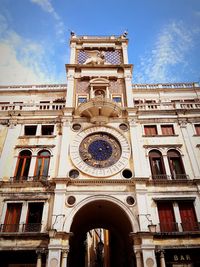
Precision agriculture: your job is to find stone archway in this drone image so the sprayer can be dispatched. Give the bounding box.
[68,199,136,267]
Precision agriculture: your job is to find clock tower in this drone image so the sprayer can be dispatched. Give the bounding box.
[48,33,143,267]
[65,33,134,179]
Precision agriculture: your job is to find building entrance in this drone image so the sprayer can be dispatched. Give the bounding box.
[68,199,135,267]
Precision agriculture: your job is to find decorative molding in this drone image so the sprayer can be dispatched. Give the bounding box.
[153,197,196,201]
[147,179,194,186]
[143,144,182,148]
[68,179,135,185]
[15,144,55,149]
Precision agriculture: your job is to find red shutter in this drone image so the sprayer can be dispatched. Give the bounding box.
[144,126,157,135]
[4,203,22,232]
[179,202,198,231]
[157,202,177,232]
[161,125,174,135]
[195,125,200,135]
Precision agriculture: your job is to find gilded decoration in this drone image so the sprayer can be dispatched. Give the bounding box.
[77,49,122,65]
[70,126,130,177]
[79,132,121,168]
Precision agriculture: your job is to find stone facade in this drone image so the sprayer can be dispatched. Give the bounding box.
[0,34,200,267]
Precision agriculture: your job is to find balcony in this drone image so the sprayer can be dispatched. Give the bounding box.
[134,101,200,111]
[0,223,42,233]
[159,222,179,233]
[0,102,65,112]
[152,174,170,180]
[151,174,189,180]
[132,82,198,90]
[172,174,189,180]
[10,176,49,183]
[75,97,122,122]
[181,221,200,232]
[156,222,200,234]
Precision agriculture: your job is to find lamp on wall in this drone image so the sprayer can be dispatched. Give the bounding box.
[139,214,157,233]
[49,229,57,238]
[148,223,157,233]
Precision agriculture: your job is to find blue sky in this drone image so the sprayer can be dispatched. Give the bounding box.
[0,0,200,85]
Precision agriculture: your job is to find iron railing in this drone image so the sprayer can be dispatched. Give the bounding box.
[171,174,189,180]
[0,224,20,232]
[152,174,170,180]
[0,223,42,233]
[151,174,189,180]
[181,221,200,231]
[22,223,42,232]
[158,221,200,233]
[159,222,179,233]
[10,176,49,182]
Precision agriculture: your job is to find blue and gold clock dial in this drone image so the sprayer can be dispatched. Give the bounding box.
[79,132,121,168]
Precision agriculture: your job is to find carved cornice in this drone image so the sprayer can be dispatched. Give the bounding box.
[143,144,182,148]
[15,144,55,149]
[147,179,194,186]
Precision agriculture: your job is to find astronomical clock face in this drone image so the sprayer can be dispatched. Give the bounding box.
[79,133,121,168]
[70,127,130,177]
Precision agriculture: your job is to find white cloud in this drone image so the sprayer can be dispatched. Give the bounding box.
[30,0,65,41]
[0,15,65,85]
[134,21,194,83]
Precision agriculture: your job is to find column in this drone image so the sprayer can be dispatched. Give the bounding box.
[160,250,166,267]
[36,251,42,267]
[106,87,109,99]
[135,250,143,267]
[61,248,69,267]
[179,122,200,178]
[90,86,94,99]
[57,120,72,177]
[122,43,129,64]
[162,153,171,179]
[129,119,149,177]
[0,123,21,180]
[66,69,75,107]
[69,43,76,64]
[124,74,133,107]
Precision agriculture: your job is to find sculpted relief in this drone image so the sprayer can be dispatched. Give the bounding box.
[83,50,108,65]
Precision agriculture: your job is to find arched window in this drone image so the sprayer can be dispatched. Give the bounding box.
[167,150,186,179]
[15,150,32,181]
[34,150,51,180]
[149,150,166,179]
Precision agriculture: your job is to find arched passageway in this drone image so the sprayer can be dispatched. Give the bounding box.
[68,199,136,267]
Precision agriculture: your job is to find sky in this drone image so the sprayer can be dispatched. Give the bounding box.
[0,0,200,85]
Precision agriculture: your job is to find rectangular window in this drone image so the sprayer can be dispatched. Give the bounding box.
[195,124,200,135]
[24,125,37,136]
[24,203,44,232]
[78,97,87,104]
[3,203,22,232]
[161,125,175,135]
[157,202,177,232]
[112,96,122,103]
[144,125,157,135]
[178,201,199,231]
[41,125,54,135]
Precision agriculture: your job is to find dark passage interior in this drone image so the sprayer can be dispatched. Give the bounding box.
[68,200,135,267]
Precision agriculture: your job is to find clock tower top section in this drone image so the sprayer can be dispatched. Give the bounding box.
[68,32,129,65]
[65,32,133,110]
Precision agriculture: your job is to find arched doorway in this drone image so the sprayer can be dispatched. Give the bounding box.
[68,199,136,267]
